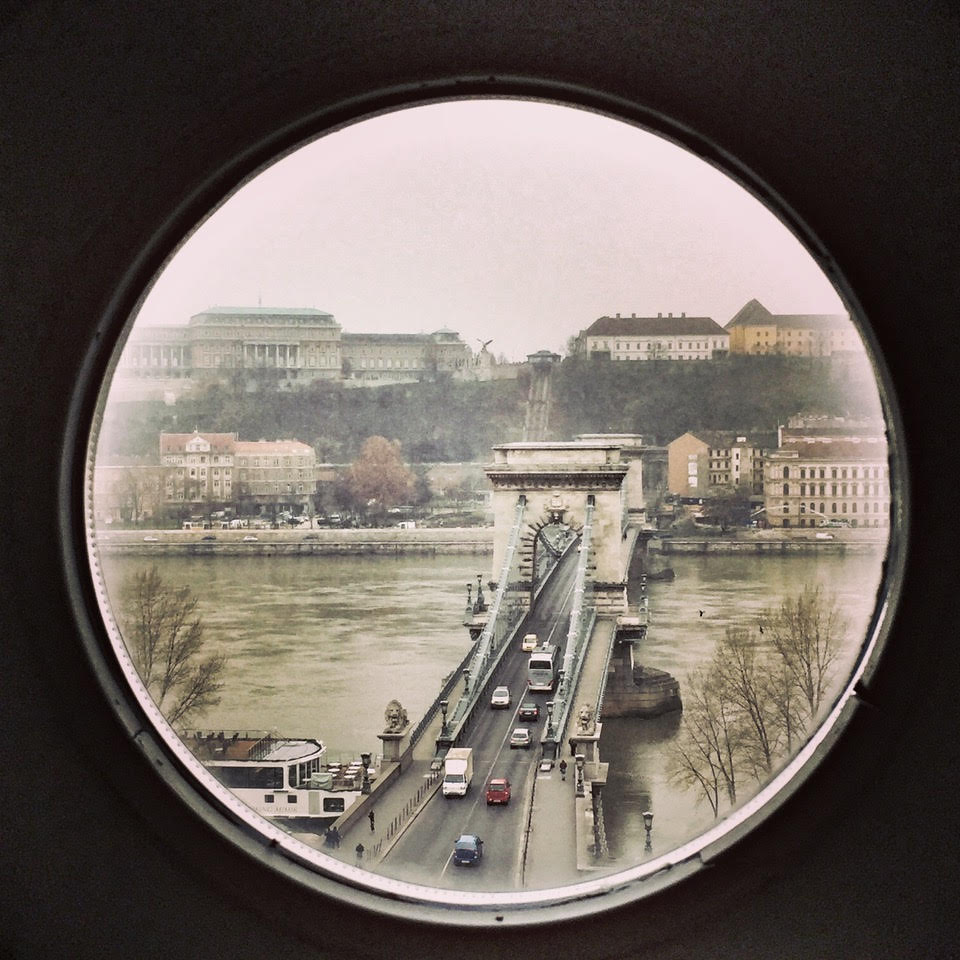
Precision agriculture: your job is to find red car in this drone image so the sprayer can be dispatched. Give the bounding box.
[485,777,511,805]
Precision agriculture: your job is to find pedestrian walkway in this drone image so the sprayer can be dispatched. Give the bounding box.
[524,617,616,883]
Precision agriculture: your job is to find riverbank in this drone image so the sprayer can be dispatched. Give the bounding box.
[649,530,887,555]
[95,525,887,557]
[94,526,495,556]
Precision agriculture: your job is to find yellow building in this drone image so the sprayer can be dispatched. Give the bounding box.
[726,299,856,356]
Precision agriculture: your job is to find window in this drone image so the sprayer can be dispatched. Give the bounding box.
[81,97,899,920]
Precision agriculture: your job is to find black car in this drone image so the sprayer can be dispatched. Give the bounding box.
[518,702,540,722]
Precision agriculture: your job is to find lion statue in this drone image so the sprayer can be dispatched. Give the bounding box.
[383,699,409,733]
[577,702,595,734]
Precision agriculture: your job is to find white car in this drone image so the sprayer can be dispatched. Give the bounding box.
[509,728,532,749]
[242,535,259,542]
[521,633,538,652]
[490,685,511,709]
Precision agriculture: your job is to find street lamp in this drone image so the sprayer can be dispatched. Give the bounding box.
[439,699,448,734]
[360,751,371,794]
[575,753,585,797]
[545,700,554,737]
[642,810,654,852]
[462,668,470,693]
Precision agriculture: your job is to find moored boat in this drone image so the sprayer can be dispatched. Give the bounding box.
[184,730,364,829]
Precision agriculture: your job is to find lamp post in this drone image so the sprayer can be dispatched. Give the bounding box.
[462,668,470,693]
[439,699,448,734]
[545,700,554,738]
[642,810,654,852]
[575,753,585,797]
[360,751,371,794]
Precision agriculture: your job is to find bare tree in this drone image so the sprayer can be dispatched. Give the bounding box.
[760,584,845,722]
[119,566,226,725]
[712,627,778,780]
[668,665,740,814]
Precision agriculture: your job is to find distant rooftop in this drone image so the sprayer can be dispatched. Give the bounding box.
[583,314,727,337]
[190,306,337,325]
[726,298,847,329]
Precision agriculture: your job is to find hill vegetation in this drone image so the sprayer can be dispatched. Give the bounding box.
[100,356,870,462]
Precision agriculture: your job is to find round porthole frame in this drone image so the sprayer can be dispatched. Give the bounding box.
[63,76,908,943]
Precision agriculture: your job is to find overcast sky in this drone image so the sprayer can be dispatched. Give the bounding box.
[132,99,848,361]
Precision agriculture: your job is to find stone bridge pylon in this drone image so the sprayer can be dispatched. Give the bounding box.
[485,441,643,617]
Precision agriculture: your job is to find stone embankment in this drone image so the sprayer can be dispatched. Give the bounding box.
[95,527,495,556]
[649,530,887,555]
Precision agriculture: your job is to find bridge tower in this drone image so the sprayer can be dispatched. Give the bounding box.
[485,441,630,617]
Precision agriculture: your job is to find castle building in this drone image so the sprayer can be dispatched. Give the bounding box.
[573,313,729,360]
[725,299,857,356]
[114,307,474,396]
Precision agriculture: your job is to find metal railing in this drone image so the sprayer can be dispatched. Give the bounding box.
[372,768,442,860]
[407,637,481,749]
[443,495,527,739]
[542,496,596,754]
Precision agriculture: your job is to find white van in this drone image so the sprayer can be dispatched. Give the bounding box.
[521,633,538,652]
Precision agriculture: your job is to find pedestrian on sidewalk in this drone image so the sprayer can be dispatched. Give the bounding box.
[559,759,567,781]
[368,809,375,832]
[355,842,365,864]
[331,826,341,848]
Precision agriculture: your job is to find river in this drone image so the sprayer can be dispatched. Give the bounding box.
[99,547,888,870]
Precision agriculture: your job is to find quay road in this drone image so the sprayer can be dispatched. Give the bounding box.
[371,547,582,891]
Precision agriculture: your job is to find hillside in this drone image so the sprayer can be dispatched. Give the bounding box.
[98,356,871,461]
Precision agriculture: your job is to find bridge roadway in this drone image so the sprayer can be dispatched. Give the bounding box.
[301,546,585,891]
[376,546,581,890]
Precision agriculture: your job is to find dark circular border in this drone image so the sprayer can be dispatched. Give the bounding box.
[4,5,955,958]
[70,79,905,927]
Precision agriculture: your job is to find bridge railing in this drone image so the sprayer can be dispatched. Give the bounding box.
[439,495,528,746]
[407,636,481,750]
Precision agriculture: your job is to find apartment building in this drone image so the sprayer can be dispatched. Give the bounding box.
[667,430,775,497]
[725,299,858,356]
[574,313,730,360]
[762,421,890,528]
[159,431,317,516]
[233,439,317,512]
[160,431,238,505]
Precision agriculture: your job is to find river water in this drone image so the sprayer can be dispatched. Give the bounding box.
[99,547,888,870]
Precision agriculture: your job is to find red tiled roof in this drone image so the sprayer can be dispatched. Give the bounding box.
[584,315,727,337]
[234,440,313,455]
[781,438,888,460]
[159,432,237,453]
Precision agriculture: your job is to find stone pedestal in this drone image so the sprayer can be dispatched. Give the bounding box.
[377,726,410,763]
[570,721,602,763]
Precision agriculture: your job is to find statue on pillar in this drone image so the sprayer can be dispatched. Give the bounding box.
[576,702,596,735]
[383,699,409,733]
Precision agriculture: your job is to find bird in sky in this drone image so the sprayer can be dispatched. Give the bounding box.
[698,610,704,617]
[477,338,494,350]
